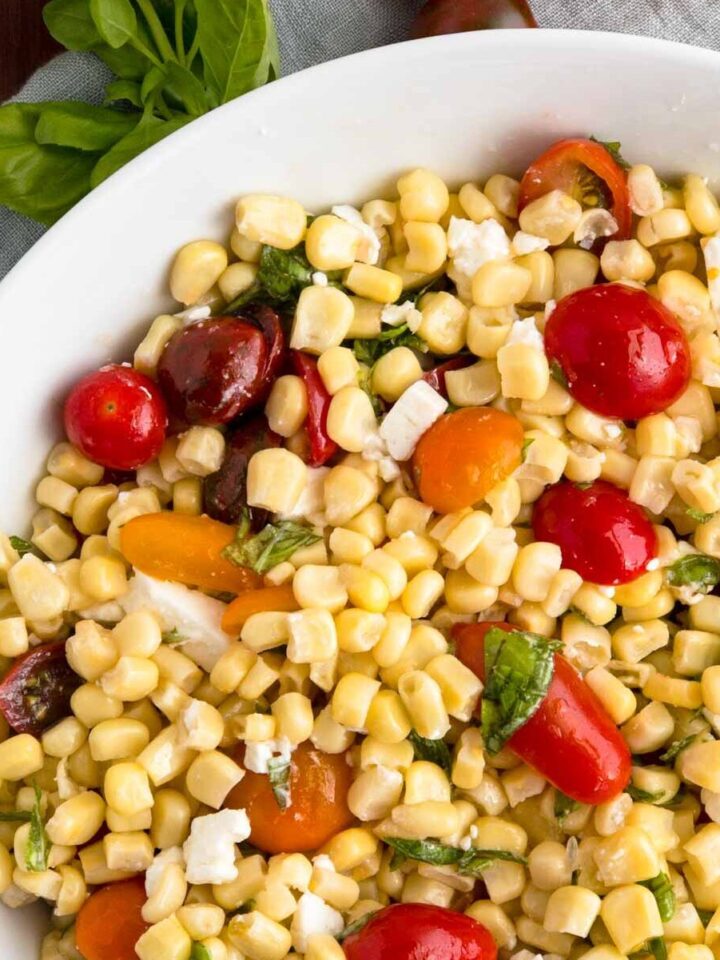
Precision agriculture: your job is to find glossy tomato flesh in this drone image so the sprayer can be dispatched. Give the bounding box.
[533,479,657,585]
[226,741,354,854]
[0,642,80,735]
[343,903,498,960]
[75,878,149,960]
[64,364,167,471]
[545,284,691,419]
[454,622,632,804]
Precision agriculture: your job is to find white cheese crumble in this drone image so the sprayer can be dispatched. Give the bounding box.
[312,271,329,287]
[380,300,422,332]
[174,304,212,324]
[281,466,329,527]
[331,204,381,265]
[511,231,550,256]
[703,235,720,319]
[505,316,545,351]
[243,736,294,774]
[146,847,184,897]
[379,380,448,461]
[291,891,344,953]
[361,433,401,482]
[183,809,251,885]
[119,570,231,671]
[447,216,510,277]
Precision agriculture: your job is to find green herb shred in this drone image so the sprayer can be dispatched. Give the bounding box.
[554,789,579,823]
[385,838,527,878]
[162,628,185,645]
[640,873,675,922]
[223,520,321,575]
[408,730,452,776]
[25,785,50,873]
[267,756,291,811]
[9,536,35,557]
[659,734,696,763]
[687,507,715,523]
[666,554,720,594]
[190,944,213,960]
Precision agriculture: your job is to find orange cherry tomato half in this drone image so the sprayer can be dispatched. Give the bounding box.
[221,584,299,635]
[518,137,632,239]
[75,878,149,960]
[413,407,524,513]
[120,512,260,594]
[226,741,354,854]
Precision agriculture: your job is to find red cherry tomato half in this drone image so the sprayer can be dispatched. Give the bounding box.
[519,137,632,239]
[545,285,691,420]
[291,351,338,467]
[0,642,80,735]
[533,479,657,586]
[343,903,498,960]
[453,622,632,805]
[64,365,167,471]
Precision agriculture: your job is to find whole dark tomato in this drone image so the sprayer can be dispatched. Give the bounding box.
[532,479,657,585]
[64,365,167,470]
[544,284,691,419]
[412,0,536,37]
[0,642,81,735]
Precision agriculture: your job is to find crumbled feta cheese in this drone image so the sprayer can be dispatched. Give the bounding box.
[505,316,545,351]
[313,854,336,872]
[243,736,294,774]
[78,601,125,623]
[145,847,184,897]
[511,231,550,256]
[447,216,510,277]
[573,209,618,250]
[331,204,381,265]
[544,299,557,321]
[183,809,251,885]
[120,571,231,671]
[703,235,720,319]
[379,380,448,461]
[381,300,422,332]
[175,304,212,324]
[361,433,401,481]
[378,457,401,481]
[312,271,328,287]
[281,466,329,526]
[291,891,344,953]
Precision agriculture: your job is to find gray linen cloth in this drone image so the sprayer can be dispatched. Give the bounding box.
[2,0,720,279]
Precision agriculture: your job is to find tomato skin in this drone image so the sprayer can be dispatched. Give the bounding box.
[518,137,632,239]
[0,642,80,735]
[292,351,338,467]
[75,878,149,960]
[453,622,632,805]
[422,356,475,397]
[545,284,691,420]
[533,480,657,585]
[226,742,354,854]
[413,407,524,513]
[343,903,498,960]
[64,365,167,471]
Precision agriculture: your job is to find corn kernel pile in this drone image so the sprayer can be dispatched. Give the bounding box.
[4,150,720,960]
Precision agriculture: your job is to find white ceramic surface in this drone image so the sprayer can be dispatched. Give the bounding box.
[1,26,720,955]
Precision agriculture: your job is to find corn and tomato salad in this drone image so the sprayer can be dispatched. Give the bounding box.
[2,137,720,960]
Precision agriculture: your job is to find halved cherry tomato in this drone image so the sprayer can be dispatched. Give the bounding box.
[454,622,631,804]
[343,903,498,960]
[120,513,260,593]
[518,137,632,239]
[248,303,286,393]
[0,642,80,735]
[75,878,149,960]
[292,351,338,466]
[64,365,167,471]
[533,480,657,585]
[422,356,475,397]
[221,584,299,635]
[226,741,354,854]
[544,284,691,420]
[413,407,524,513]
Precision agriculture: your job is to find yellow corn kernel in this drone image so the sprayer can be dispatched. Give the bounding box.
[622,701,674,754]
[246,448,307,514]
[175,426,225,478]
[553,247,599,298]
[585,667,637,724]
[397,168,449,223]
[684,174,720,234]
[7,554,69,621]
[331,673,381,731]
[404,221,447,273]
[401,570,444,619]
[370,346,423,402]
[235,194,306,250]
[678,740,720,792]
[601,884,663,953]
[425,654,482,721]
[290,285,355,354]
[601,239,657,282]
[519,189,582,244]
[305,214,361,270]
[186,750,244,808]
[472,261,532,308]
[418,291,468,354]
[170,240,228,306]
[344,263,403,303]
[135,914,192,960]
[398,670,450,740]
[560,613,611,672]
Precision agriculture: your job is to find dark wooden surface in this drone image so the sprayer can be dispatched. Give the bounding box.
[1,0,62,100]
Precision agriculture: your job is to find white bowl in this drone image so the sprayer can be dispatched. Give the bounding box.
[1,26,719,955]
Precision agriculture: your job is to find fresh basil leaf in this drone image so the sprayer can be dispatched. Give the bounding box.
[481,627,561,754]
[521,437,534,462]
[0,103,97,225]
[687,507,715,523]
[267,756,291,811]
[9,536,35,557]
[352,325,427,367]
[408,730,452,777]
[659,734,696,763]
[163,62,212,116]
[356,366,384,418]
[194,0,278,103]
[0,810,32,823]
[458,848,529,878]
[90,0,138,48]
[104,79,143,108]
[43,0,103,49]
[626,784,665,804]
[35,102,138,152]
[385,838,527,877]
[223,520,321,575]
[666,554,720,594]
[162,629,185,645]
[336,911,378,943]
[25,786,50,873]
[90,114,191,186]
[554,789,579,823]
[96,41,155,79]
[648,938,667,960]
[640,872,675,922]
[258,244,313,301]
[190,944,212,960]
[141,65,167,104]
[590,136,631,171]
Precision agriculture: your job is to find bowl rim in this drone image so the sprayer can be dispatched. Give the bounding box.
[2,27,720,298]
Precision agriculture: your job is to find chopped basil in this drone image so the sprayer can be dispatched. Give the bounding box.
[590,136,631,171]
[640,872,675,922]
[336,911,378,943]
[408,730,452,776]
[223,520,322,575]
[481,627,561,754]
[659,734,696,763]
[554,789,579,823]
[267,756,291,811]
[385,838,526,877]
[549,359,568,388]
[626,784,665,804]
[352,323,427,367]
[666,554,720,594]
[225,244,313,311]
[162,629,185,645]
[356,365,384,418]
[649,938,668,960]
[9,535,35,557]
[190,944,213,960]
[0,810,32,823]
[25,785,50,873]
[521,437,534,462]
[687,507,715,523]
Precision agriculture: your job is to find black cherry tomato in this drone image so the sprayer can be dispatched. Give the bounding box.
[0,642,81,735]
[412,0,536,37]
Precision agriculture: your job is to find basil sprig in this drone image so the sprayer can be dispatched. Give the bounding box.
[481,628,561,754]
[666,554,720,595]
[407,730,452,777]
[386,838,527,877]
[267,756,291,811]
[352,323,427,367]
[659,734,696,763]
[25,786,50,873]
[640,872,675,922]
[224,520,321,575]
[554,789,579,823]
